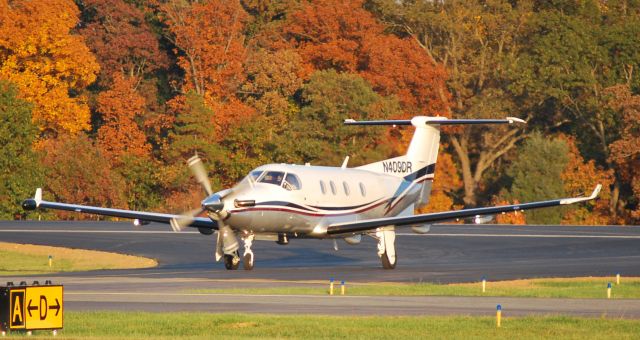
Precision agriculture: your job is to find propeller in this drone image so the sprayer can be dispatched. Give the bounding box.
[170,154,230,232]
[170,154,242,265]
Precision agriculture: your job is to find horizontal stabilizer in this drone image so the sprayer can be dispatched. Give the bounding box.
[344,116,526,126]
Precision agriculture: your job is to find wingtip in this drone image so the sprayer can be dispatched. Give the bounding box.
[35,188,42,205]
[560,184,602,205]
[589,184,603,200]
[506,117,527,124]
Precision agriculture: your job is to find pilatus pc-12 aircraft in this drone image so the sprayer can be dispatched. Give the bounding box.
[22,116,601,270]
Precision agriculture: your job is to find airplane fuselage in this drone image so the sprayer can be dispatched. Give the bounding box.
[223,163,432,237]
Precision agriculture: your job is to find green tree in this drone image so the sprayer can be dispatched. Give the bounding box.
[507,133,568,224]
[512,1,640,218]
[0,81,42,219]
[283,70,400,166]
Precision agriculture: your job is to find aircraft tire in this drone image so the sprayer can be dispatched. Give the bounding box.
[224,254,240,270]
[243,253,254,270]
[380,251,396,269]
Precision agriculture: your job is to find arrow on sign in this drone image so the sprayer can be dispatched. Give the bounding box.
[27,299,37,317]
[50,298,61,316]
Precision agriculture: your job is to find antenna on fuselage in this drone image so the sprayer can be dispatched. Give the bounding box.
[341,156,350,169]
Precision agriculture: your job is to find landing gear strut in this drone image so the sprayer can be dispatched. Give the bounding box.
[242,234,255,270]
[376,227,397,269]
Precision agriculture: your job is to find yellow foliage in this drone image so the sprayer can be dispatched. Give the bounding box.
[0,0,99,134]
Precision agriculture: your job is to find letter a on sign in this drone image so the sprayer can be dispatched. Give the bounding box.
[9,289,26,329]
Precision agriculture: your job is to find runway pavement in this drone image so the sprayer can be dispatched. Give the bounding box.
[1,221,639,317]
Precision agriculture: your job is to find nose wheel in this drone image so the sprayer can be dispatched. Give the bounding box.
[223,252,240,270]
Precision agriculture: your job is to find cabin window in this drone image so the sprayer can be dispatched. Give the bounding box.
[359,182,366,196]
[249,170,263,181]
[283,173,301,191]
[329,181,337,195]
[258,171,285,186]
[320,180,326,194]
[343,182,350,196]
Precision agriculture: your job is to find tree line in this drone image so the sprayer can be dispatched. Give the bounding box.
[0,0,638,225]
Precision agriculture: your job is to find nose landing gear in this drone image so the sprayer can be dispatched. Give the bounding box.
[376,227,397,269]
[242,234,255,270]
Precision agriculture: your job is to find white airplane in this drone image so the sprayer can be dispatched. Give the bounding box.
[22,116,601,270]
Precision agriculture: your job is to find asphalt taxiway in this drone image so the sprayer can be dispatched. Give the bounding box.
[1,221,639,316]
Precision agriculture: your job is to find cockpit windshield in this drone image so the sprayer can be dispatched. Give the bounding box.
[249,170,263,181]
[258,171,285,185]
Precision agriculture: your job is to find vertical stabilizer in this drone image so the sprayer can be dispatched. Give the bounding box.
[346,116,525,208]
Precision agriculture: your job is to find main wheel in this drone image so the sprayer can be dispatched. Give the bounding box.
[224,254,240,270]
[380,251,396,269]
[243,252,254,270]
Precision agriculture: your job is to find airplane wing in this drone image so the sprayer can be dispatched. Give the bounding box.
[22,189,217,230]
[326,185,602,236]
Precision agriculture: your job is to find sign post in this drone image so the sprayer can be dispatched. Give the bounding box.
[0,282,63,334]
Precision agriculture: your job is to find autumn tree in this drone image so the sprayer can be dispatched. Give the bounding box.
[242,49,305,121]
[96,75,151,164]
[0,0,99,135]
[607,85,640,222]
[511,1,640,217]
[368,0,533,207]
[160,0,247,96]
[281,0,449,116]
[79,0,168,88]
[40,134,127,219]
[159,0,254,136]
[419,149,462,213]
[0,81,43,219]
[560,135,615,225]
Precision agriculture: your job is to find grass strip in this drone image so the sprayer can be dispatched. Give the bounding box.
[6,312,638,339]
[190,277,640,299]
[0,242,157,275]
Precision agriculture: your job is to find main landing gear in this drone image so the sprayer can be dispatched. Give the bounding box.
[376,227,397,269]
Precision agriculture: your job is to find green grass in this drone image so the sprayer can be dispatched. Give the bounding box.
[7,312,639,339]
[190,277,640,299]
[0,249,73,275]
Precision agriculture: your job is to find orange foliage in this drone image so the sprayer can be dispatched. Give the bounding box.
[81,0,168,86]
[161,0,248,98]
[607,85,640,221]
[493,199,526,225]
[39,135,127,218]
[281,0,381,73]
[360,35,450,116]
[560,135,615,225]
[419,149,462,213]
[96,75,151,164]
[0,0,99,134]
[281,0,450,116]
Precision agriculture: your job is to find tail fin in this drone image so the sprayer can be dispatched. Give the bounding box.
[347,116,525,207]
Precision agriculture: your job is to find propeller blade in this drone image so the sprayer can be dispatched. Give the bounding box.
[169,208,204,232]
[188,155,213,196]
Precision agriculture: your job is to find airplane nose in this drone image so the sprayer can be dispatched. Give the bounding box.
[202,195,224,212]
